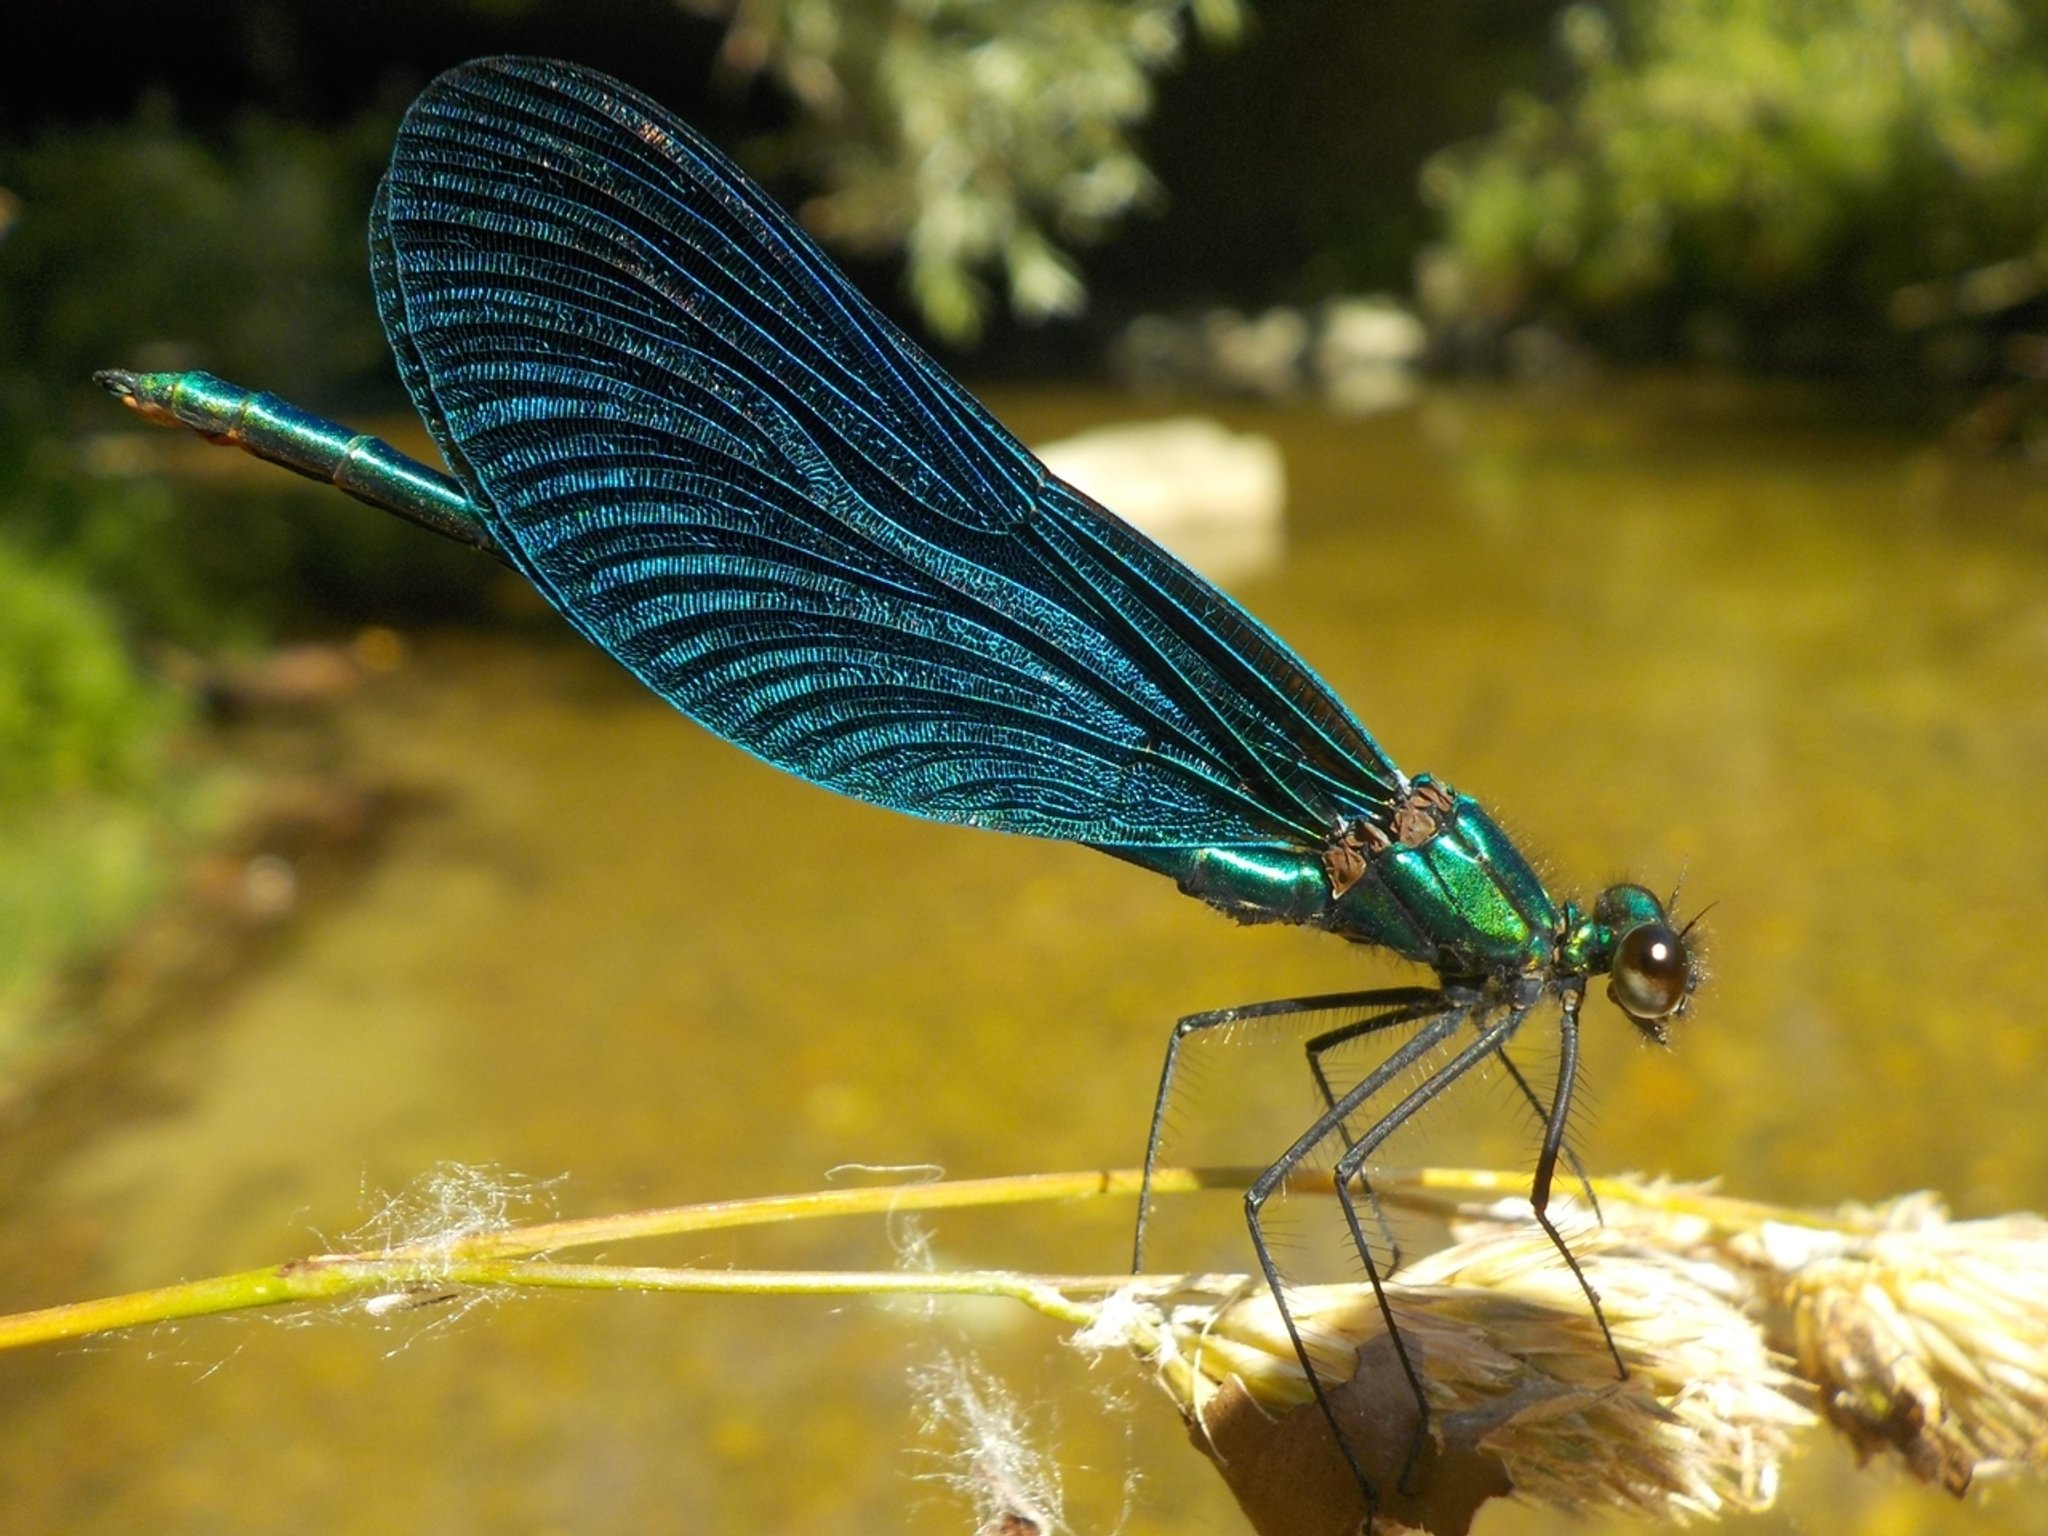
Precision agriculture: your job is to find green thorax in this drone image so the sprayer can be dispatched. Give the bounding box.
[1330,783,1560,977]
[1110,776,1569,982]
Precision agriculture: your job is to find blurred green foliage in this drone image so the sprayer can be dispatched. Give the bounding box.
[0,96,444,640]
[0,96,488,1041]
[0,538,181,807]
[0,533,194,1044]
[0,103,392,416]
[686,0,1243,341]
[1422,0,2048,373]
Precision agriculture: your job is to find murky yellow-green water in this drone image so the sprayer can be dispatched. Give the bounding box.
[3,380,2046,1535]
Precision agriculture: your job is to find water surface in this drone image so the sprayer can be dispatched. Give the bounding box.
[2,379,2045,1535]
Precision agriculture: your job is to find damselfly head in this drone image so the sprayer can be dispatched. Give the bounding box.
[1592,883,1697,1041]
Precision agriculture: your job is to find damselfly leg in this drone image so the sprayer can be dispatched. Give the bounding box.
[1307,1009,1608,1231]
[1245,998,1488,1507]
[1137,982,1629,1515]
[1133,987,1449,1273]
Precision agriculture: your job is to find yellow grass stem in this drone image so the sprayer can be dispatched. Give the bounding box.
[0,1164,1246,1351]
[1,1163,2042,1535]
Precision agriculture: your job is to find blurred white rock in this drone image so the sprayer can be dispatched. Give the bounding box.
[1316,295,1426,415]
[1201,307,1311,398]
[1034,417,1285,583]
[1108,295,1428,415]
[1318,296,1428,369]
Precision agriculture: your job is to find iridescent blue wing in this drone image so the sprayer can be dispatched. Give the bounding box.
[371,56,1402,852]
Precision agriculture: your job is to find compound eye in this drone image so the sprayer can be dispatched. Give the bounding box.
[1609,922,1690,1021]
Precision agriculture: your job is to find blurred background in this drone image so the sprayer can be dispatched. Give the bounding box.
[3,2,2048,1533]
